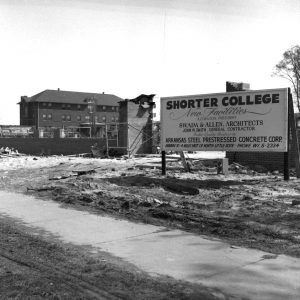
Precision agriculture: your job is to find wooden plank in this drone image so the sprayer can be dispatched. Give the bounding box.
[179,151,190,172]
[222,158,229,176]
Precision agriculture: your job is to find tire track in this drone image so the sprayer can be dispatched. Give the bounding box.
[0,250,119,300]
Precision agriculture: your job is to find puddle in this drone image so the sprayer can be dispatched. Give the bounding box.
[0,191,299,300]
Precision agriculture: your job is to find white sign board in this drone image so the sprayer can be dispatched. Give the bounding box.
[161,88,288,152]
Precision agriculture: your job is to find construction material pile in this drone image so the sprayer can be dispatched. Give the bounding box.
[0,147,21,157]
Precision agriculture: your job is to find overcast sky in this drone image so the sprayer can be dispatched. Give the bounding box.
[1,0,300,124]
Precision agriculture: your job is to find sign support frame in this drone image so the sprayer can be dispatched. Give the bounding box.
[161,150,166,175]
[283,88,300,180]
[283,123,290,181]
[179,151,190,172]
[284,89,290,180]
[287,88,300,178]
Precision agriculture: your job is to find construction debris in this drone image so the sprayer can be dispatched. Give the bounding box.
[91,143,106,158]
[0,147,22,157]
[27,186,55,192]
[2,153,300,261]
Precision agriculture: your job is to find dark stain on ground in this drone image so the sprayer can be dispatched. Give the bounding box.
[105,175,259,193]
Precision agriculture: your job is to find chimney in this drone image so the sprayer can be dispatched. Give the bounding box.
[57,88,60,91]
[20,96,28,102]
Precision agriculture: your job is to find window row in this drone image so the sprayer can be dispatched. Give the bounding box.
[42,114,119,122]
[41,102,118,111]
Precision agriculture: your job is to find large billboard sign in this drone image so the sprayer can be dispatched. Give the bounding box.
[161,88,288,152]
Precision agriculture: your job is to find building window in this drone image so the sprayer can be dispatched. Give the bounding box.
[42,114,47,120]
[47,113,52,120]
[112,107,115,111]
[115,117,119,122]
[67,104,71,109]
[62,104,66,109]
[48,103,52,107]
[42,102,47,107]
[66,115,71,121]
[77,104,81,110]
[111,117,115,122]
[297,118,300,128]
[102,106,106,111]
[102,116,106,122]
[115,107,118,112]
[62,115,66,121]
[77,115,81,121]
[85,115,90,121]
[110,124,116,130]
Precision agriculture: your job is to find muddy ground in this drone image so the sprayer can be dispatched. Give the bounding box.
[1,154,300,298]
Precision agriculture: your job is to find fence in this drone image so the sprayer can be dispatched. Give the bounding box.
[0,124,119,140]
[0,121,158,156]
[0,126,35,137]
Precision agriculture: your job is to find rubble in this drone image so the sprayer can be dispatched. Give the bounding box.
[91,143,106,158]
[0,147,22,157]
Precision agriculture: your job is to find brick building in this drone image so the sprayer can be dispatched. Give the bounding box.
[226,113,300,171]
[19,89,122,136]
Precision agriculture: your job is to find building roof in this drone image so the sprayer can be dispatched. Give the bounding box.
[22,89,123,106]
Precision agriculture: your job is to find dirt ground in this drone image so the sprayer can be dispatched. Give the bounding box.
[0,214,226,299]
[1,154,300,298]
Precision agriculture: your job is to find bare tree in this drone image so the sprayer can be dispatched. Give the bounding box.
[273,45,300,111]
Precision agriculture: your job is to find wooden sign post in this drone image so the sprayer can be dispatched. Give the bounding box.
[284,95,290,180]
[161,150,166,175]
[287,88,300,179]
